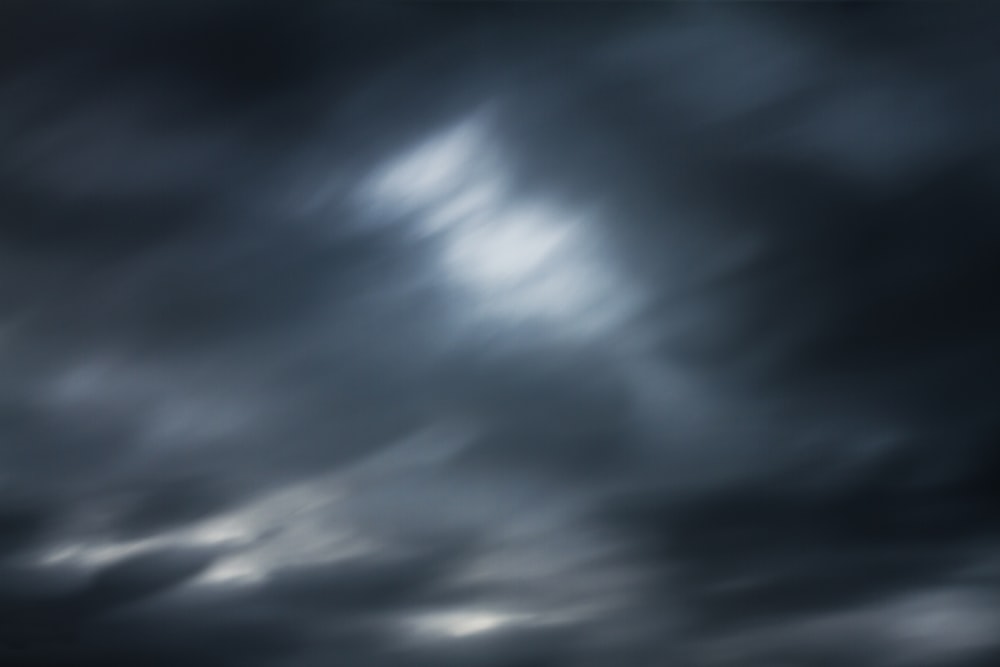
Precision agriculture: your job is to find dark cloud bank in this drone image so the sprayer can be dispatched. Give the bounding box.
[2,2,1000,665]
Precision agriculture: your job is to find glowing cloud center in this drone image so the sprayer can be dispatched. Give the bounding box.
[406,608,530,640]
[364,112,632,338]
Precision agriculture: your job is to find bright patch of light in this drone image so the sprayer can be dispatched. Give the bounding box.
[198,554,268,585]
[407,609,529,639]
[442,204,573,289]
[36,471,372,588]
[367,115,498,211]
[362,111,637,339]
[40,540,153,568]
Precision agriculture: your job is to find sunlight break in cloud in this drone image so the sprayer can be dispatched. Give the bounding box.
[363,111,638,340]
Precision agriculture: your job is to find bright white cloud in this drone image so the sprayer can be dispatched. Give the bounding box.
[404,608,531,640]
[363,112,639,341]
[37,471,373,587]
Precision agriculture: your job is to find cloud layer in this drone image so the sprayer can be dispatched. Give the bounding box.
[3,2,1000,665]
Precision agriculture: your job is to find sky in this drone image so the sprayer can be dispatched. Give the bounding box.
[2,2,1000,665]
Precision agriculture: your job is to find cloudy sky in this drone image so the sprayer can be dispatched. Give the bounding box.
[2,2,1000,665]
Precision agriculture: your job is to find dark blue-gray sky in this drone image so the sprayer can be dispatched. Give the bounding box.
[3,2,1000,665]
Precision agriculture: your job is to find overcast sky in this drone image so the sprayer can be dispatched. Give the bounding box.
[2,2,1000,665]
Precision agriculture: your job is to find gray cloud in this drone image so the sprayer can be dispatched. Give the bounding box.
[2,2,1000,666]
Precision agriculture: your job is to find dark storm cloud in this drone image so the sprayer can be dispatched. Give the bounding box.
[3,2,1000,666]
[0,502,53,561]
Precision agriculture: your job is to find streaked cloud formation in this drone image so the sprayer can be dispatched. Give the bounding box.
[2,2,1000,665]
